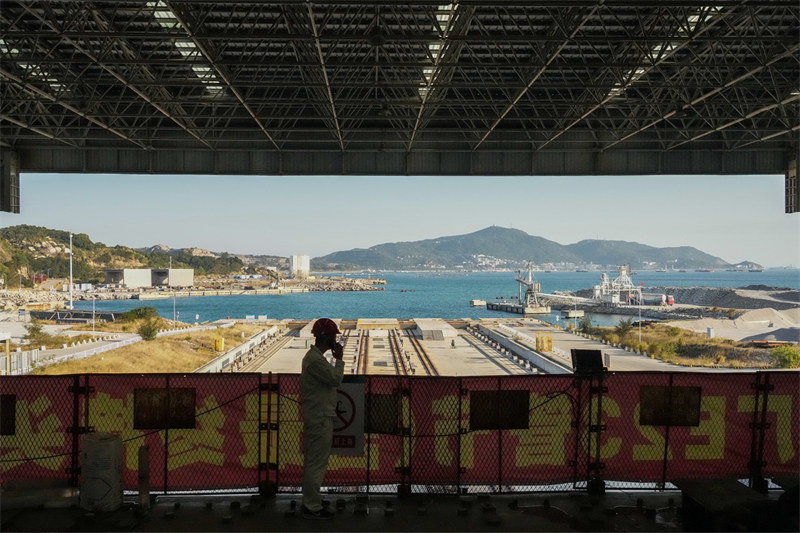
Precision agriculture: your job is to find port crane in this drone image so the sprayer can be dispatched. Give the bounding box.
[515,263,543,307]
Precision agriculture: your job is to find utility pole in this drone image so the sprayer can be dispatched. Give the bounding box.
[68,233,73,310]
[170,256,176,325]
[638,305,642,345]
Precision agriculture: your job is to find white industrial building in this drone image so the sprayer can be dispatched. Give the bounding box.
[290,254,310,278]
[152,268,194,287]
[104,269,152,289]
[105,268,194,289]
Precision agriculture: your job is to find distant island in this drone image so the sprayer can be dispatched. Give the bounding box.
[0,224,764,288]
[312,226,764,272]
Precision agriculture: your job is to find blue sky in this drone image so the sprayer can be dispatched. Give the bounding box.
[1,173,798,267]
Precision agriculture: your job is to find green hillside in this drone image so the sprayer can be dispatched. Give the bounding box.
[0,225,244,287]
[564,240,728,269]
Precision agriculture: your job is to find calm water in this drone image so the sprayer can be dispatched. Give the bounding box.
[75,270,799,327]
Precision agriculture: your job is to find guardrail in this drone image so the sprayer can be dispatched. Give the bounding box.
[3,321,238,376]
[3,336,134,376]
[480,324,572,374]
[194,326,278,373]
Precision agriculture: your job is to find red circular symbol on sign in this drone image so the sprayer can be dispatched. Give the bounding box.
[334,390,356,431]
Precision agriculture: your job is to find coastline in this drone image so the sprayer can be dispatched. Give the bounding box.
[2,273,798,346]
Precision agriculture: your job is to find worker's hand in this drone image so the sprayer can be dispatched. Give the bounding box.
[331,341,344,360]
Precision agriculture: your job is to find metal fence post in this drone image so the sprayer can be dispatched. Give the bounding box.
[365,376,372,494]
[163,374,170,494]
[586,372,607,495]
[457,377,465,494]
[68,375,81,487]
[660,374,676,489]
[396,379,412,496]
[749,372,772,493]
[569,376,581,489]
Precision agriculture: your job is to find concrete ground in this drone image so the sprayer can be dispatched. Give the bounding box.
[1,489,689,532]
[251,318,708,376]
[4,485,797,533]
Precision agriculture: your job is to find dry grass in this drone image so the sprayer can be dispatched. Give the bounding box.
[32,323,268,374]
[65,317,174,334]
[593,323,774,368]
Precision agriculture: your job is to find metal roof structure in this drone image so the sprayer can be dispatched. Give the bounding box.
[1,1,798,188]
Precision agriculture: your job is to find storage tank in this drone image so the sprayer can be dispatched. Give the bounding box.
[80,433,123,512]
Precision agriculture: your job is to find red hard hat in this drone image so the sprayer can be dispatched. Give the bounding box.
[311,318,340,336]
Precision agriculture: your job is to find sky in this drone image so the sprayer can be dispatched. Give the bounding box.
[1,173,798,268]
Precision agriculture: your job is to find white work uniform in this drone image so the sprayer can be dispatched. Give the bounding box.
[300,344,344,512]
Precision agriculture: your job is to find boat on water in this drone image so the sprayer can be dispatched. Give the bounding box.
[748,268,764,272]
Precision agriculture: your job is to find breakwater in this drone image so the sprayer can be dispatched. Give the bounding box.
[133,287,308,300]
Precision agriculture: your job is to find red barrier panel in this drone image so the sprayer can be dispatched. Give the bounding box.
[1,371,798,492]
[601,372,758,482]
[0,376,76,484]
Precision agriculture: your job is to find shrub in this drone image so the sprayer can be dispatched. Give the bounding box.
[771,345,800,368]
[666,326,682,337]
[577,315,597,335]
[121,307,159,322]
[24,319,45,344]
[138,317,161,341]
[615,318,634,339]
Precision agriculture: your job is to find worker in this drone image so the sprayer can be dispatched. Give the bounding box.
[300,318,344,520]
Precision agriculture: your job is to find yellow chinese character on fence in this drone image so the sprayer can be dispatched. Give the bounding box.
[511,392,574,466]
[431,394,461,467]
[163,395,225,470]
[89,392,144,470]
[686,396,725,460]
[238,393,263,468]
[0,395,66,471]
[738,394,796,464]
[276,395,303,467]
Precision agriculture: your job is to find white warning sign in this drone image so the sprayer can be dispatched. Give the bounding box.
[332,376,364,455]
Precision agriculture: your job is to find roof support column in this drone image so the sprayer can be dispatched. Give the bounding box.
[0,149,20,214]
[787,155,799,214]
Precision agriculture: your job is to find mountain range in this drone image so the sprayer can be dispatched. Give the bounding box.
[0,225,762,285]
[313,226,761,271]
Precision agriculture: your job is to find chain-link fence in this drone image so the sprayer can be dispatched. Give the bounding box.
[1,371,797,495]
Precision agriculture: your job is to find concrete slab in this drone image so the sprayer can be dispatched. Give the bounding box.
[245,317,744,377]
[0,491,706,532]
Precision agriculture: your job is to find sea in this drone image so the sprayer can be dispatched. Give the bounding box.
[73,269,800,328]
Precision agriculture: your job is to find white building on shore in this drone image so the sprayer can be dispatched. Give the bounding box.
[290,254,310,278]
[105,268,193,289]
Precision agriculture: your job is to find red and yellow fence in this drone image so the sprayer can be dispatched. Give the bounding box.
[1,371,797,493]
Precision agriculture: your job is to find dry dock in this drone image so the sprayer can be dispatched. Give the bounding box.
[241,317,683,375]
